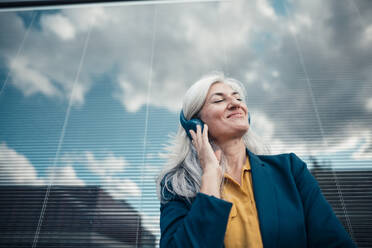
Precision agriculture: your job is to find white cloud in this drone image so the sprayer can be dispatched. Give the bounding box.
[115,78,148,112]
[104,177,142,198]
[63,7,110,32]
[245,71,258,83]
[250,111,275,141]
[70,81,88,106]
[141,213,160,243]
[2,0,372,161]
[46,165,85,186]
[269,138,293,154]
[0,142,44,185]
[61,150,141,198]
[352,130,372,160]
[0,142,86,186]
[257,0,276,20]
[8,50,88,106]
[271,70,280,78]
[295,14,312,29]
[325,135,360,154]
[366,98,372,111]
[2,10,104,107]
[41,14,76,40]
[278,130,372,161]
[40,7,109,41]
[9,56,61,98]
[85,151,127,177]
[361,24,372,47]
[288,14,313,34]
[0,142,141,193]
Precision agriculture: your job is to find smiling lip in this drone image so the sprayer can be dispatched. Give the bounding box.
[227,112,244,118]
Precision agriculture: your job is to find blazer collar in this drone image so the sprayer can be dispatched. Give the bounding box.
[247,149,279,248]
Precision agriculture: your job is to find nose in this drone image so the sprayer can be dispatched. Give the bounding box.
[227,97,241,109]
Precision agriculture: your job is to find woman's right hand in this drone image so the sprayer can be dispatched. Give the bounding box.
[190,124,223,197]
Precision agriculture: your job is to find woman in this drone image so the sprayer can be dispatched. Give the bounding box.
[157,72,356,248]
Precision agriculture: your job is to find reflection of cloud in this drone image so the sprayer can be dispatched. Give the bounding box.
[352,131,372,160]
[46,165,85,186]
[84,151,127,177]
[104,177,141,198]
[257,0,276,19]
[115,77,147,112]
[277,130,372,161]
[9,56,61,98]
[366,98,372,112]
[141,213,160,243]
[251,111,275,141]
[0,142,86,185]
[40,7,109,41]
[61,151,142,198]
[41,14,76,40]
[0,142,44,185]
[361,24,372,47]
[84,151,142,198]
[0,142,141,195]
[1,1,372,158]
[0,10,101,107]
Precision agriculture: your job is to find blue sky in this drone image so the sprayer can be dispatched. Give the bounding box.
[1,0,372,242]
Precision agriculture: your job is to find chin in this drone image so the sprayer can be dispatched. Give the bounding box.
[235,123,249,131]
[224,126,249,139]
[237,125,249,135]
[238,128,249,136]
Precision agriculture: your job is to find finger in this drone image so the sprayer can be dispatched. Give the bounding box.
[189,130,198,148]
[189,129,196,141]
[196,124,203,145]
[202,124,209,141]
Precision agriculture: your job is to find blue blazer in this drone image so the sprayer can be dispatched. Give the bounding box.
[159,150,356,248]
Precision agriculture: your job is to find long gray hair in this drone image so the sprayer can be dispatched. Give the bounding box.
[157,72,270,203]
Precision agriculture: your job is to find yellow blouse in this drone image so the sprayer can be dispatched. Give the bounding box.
[223,156,264,248]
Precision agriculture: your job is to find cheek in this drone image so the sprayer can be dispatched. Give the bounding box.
[203,107,224,123]
[242,103,248,112]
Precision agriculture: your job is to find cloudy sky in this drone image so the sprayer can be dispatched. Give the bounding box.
[1,0,372,242]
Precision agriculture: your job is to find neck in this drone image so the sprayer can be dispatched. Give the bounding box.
[216,138,246,173]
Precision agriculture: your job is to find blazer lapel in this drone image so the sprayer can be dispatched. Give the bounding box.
[247,149,279,248]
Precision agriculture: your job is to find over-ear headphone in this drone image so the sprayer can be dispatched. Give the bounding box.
[180,110,204,139]
[180,110,251,140]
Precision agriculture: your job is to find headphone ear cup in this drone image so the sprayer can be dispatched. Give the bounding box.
[180,110,204,139]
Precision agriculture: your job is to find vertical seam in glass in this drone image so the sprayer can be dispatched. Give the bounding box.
[135,5,158,247]
[0,11,36,98]
[31,18,94,248]
[282,1,355,241]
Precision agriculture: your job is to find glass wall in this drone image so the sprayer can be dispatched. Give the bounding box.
[0,0,371,247]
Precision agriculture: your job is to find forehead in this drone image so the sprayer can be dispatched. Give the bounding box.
[207,82,236,96]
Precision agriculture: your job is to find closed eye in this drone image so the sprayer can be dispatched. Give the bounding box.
[213,98,242,103]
